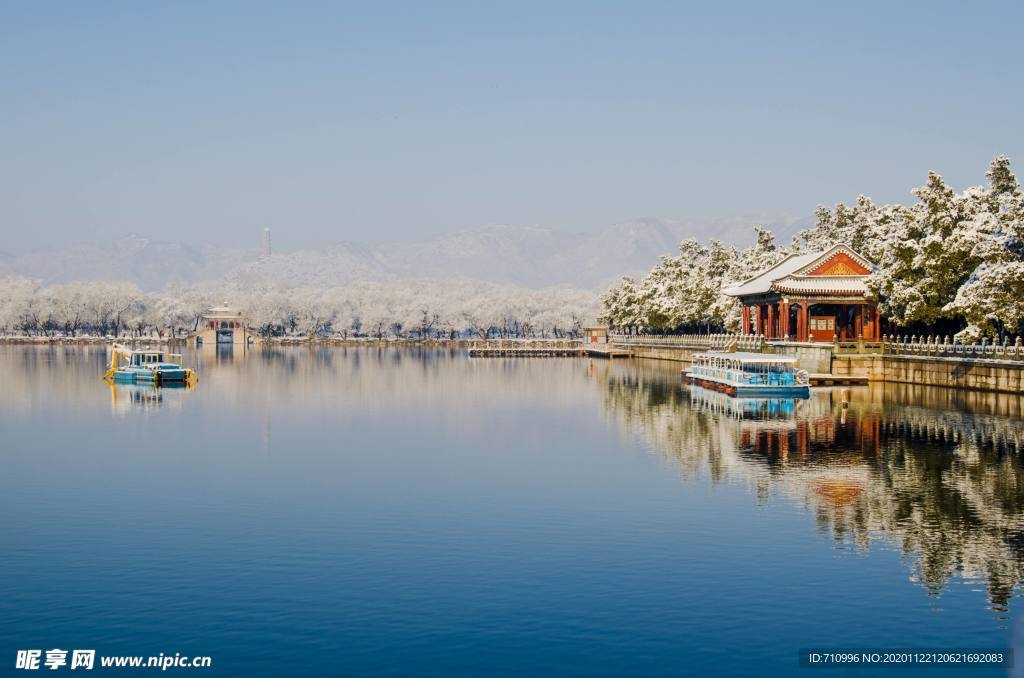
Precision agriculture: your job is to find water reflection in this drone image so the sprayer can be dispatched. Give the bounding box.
[8,345,1023,673]
[211,342,241,365]
[107,382,193,415]
[598,359,1024,613]
[690,389,806,419]
[0,345,590,417]
[5,345,1024,617]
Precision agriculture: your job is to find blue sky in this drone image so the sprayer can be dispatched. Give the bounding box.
[1,1,1022,252]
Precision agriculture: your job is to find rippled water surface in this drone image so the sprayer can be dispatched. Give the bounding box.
[2,345,1024,676]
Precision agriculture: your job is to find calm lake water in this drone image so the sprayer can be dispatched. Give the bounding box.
[2,345,1024,676]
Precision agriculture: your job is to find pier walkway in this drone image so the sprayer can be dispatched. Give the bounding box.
[584,345,632,359]
[467,339,631,359]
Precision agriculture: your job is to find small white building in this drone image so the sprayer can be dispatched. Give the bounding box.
[187,303,257,348]
[583,324,609,344]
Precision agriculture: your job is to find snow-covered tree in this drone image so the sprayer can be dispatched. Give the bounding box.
[944,156,1024,340]
[600,155,1021,340]
[9,157,1023,343]
[599,276,643,331]
[87,281,142,337]
[0,276,38,335]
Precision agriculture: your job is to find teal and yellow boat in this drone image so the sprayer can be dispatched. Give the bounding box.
[102,344,198,386]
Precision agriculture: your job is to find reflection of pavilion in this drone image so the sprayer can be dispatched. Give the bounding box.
[689,385,883,460]
[741,401,882,460]
[601,367,1024,611]
[194,341,247,367]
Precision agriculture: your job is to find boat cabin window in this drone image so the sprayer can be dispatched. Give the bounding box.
[129,353,165,366]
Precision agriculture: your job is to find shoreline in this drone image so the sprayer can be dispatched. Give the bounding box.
[0,336,552,348]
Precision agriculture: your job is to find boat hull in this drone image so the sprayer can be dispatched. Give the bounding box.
[112,368,190,384]
[686,374,810,398]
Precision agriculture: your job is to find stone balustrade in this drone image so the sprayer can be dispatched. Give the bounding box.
[882,335,1024,361]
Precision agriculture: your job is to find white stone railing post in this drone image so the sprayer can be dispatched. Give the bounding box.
[876,332,1024,361]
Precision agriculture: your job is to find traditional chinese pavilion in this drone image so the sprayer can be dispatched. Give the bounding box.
[186,302,257,349]
[723,244,881,342]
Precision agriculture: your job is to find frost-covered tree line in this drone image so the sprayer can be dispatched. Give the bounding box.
[600,226,784,334]
[601,156,1024,342]
[0,276,597,340]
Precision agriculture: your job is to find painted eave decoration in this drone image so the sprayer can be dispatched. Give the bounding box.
[796,245,874,277]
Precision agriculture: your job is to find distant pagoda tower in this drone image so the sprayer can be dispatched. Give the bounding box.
[261,227,272,257]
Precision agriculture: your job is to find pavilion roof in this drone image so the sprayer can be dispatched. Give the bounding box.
[204,302,243,318]
[723,244,874,298]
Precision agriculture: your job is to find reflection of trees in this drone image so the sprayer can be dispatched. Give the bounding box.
[601,361,735,485]
[871,430,1024,611]
[0,344,592,415]
[601,364,1024,612]
[0,345,111,410]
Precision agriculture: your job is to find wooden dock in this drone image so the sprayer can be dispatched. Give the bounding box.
[808,373,868,386]
[466,340,634,359]
[585,345,632,359]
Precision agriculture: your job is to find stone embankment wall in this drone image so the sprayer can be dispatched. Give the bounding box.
[768,343,833,374]
[873,355,1023,393]
[621,344,702,365]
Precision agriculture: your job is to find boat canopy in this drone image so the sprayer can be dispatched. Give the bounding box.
[108,344,183,368]
[131,350,181,359]
[696,351,798,364]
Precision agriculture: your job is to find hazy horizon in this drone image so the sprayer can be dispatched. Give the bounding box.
[2,2,1022,252]
[0,215,815,291]
[0,212,809,256]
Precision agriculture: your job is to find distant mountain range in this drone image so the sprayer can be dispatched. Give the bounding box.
[0,216,810,290]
